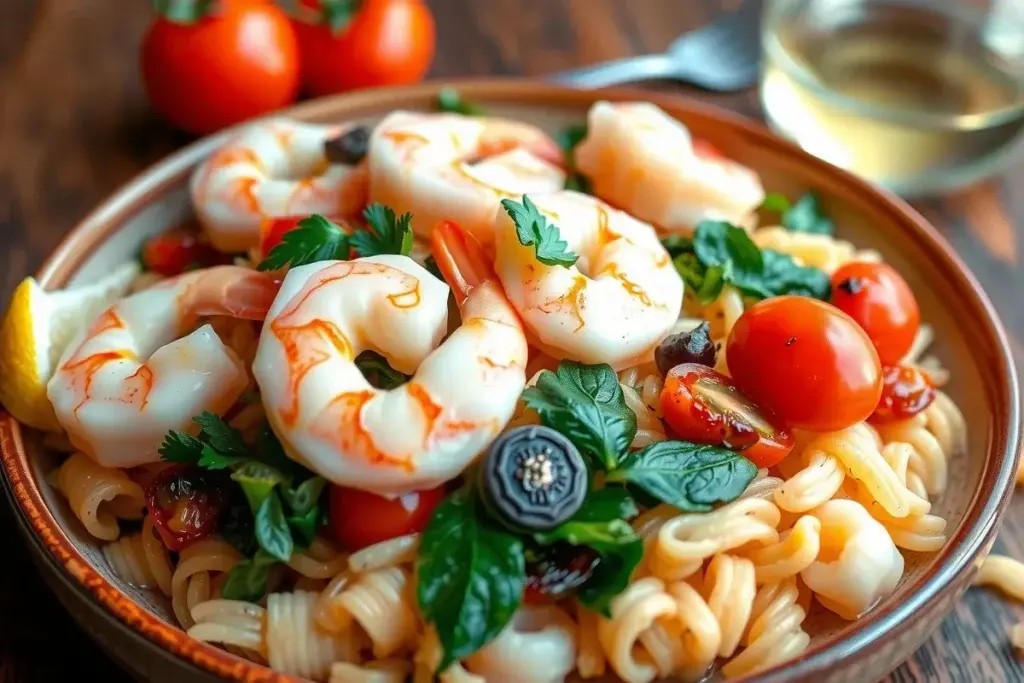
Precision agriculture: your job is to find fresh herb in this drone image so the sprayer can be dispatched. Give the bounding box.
[417,489,525,671]
[423,255,443,280]
[578,540,644,615]
[254,494,293,562]
[606,440,757,512]
[351,204,414,258]
[521,361,636,471]
[257,214,350,271]
[231,461,286,511]
[761,191,834,235]
[193,411,250,461]
[760,192,791,214]
[220,497,258,556]
[220,549,278,602]
[500,195,578,267]
[355,350,410,390]
[673,220,830,303]
[558,124,591,194]
[660,235,693,260]
[436,88,487,116]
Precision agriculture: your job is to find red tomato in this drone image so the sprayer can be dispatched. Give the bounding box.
[871,365,937,423]
[141,0,299,135]
[830,262,920,365]
[294,0,436,96]
[328,484,444,551]
[660,363,794,468]
[144,465,228,551]
[259,216,303,260]
[142,227,225,276]
[726,297,883,432]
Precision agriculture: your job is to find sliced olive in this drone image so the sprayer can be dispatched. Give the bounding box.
[655,321,716,375]
[481,425,588,532]
[324,125,370,165]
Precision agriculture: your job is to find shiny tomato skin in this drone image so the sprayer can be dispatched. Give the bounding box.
[871,364,937,423]
[295,0,436,96]
[328,484,445,551]
[144,465,228,551]
[259,216,304,260]
[660,363,794,468]
[142,227,224,276]
[726,297,883,432]
[141,0,299,135]
[830,262,920,365]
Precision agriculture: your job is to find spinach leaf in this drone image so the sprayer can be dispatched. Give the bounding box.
[783,192,834,235]
[500,195,578,267]
[220,549,278,602]
[521,361,637,471]
[417,489,525,671]
[254,493,293,562]
[607,440,757,511]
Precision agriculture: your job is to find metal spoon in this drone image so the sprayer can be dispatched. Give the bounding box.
[551,0,765,92]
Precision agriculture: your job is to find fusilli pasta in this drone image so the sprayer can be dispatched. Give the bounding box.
[54,452,144,541]
[103,515,172,595]
[172,539,242,629]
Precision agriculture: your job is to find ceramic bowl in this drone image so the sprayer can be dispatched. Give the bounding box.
[0,79,1019,683]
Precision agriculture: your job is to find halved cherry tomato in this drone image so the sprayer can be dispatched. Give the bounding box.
[142,227,225,276]
[830,262,920,365]
[328,484,445,551]
[144,464,229,551]
[871,364,936,423]
[141,0,299,135]
[660,363,794,468]
[727,297,883,432]
[294,0,436,96]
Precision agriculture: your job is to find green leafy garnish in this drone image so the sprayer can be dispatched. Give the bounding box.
[230,461,287,512]
[558,124,592,194]
[500,195,578,267]
[436,88,487,116]
[761,191,834,235]
[255,494,293,562]
[759,192,791,214]
[193,411,250,461]
[521,361,636,471]
[417,489,525,671]
[355,350,410,390]
[351,204,414,258]
[220,549,277,602]
[258,214,350,271]
[157,430,207,464]
[606,440,757,512]
[660,235,693,260]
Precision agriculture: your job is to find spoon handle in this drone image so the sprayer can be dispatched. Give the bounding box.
[549,54,675,89]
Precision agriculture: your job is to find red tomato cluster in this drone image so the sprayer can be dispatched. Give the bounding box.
[141,0,436,136]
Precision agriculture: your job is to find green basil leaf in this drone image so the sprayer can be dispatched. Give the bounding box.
[354,350,410,390]
[417,489,525,671]
[254,494,293,562]
[534,489,639,553]
[696,265,726,304]
[758,250,832,300]
[694,220,763,275]
[577,538,643,616]
[287,506,321,550]
[783,192,834,235]
[219,549,277,602]
[501,195,579,267]
[608,440,757,512]
[281,476,327,516]
[351,203,414,258]
[521,361,637,471]
[672,252,706,293]
[760,192,792,214]
[231,461,287,513]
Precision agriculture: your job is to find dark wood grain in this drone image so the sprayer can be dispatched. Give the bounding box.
[0,1,1022,681]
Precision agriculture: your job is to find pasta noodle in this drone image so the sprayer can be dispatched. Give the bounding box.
[664,580,720,680]
[742,515,822,585]
[721,578,810,678]
[171,539,242,629]
[575,604,607,679]
[750,226,881,274]
[330,660,412,683]
[701,554,757,657]
[102,515,173,596]
[413,627,485,683]
[188,599,265,656]
[348,533,419,573]
[596,578,680,683]
[325,566,418,658]
[267,591,362,681]
[287,537,348,579]
[54,452,145,541]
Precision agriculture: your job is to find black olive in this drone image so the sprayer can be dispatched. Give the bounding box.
[481,425,588,531]
[323,126,370,165]
[654,321,716,375]
[524,543,600,600]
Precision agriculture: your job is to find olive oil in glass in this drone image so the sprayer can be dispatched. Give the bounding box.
[761,0,1024,195]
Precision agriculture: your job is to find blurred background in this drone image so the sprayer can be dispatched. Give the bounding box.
[0,1,1023,682]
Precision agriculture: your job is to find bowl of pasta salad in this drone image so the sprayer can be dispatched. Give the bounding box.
[0,80,1018,683]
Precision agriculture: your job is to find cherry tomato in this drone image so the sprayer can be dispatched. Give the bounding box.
[141,0,299,135]
[294,0,436,96]
[144,465,229,551]
[328,484,445,551]
[726,297,883,432]
[660,363,794,468]
[871,364,937,423]
[259,216,303,260]
[142,227,225,276]
[830,262,920,365]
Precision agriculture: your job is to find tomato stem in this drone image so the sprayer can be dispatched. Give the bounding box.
[152,0,216,24]
[320,0,363,33]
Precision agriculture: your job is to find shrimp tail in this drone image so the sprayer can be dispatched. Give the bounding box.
[430,220,493,303]
[183,266,281,321]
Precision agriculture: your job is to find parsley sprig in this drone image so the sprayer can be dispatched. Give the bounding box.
[501,195,578,267]
[351,204,414,258]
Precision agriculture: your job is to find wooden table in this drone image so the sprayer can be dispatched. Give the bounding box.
[1,1,1022,681]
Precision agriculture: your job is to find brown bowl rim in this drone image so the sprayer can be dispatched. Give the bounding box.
[1,77,1020,683]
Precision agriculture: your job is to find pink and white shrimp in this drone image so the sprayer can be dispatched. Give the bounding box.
[367,111,566,248]
[46,266,279,467]
[252,223,528,496]
[575,101,765,233]
[190,118,369,253]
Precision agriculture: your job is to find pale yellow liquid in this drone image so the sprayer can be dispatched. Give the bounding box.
[762,1,1024,194]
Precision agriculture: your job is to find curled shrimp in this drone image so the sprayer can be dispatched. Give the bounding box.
[46,266,280,467]
[191,118,369,253]
[493,191,683,370]
[575,101,765,233]
[252,222,528,496]
[367,111,566,248]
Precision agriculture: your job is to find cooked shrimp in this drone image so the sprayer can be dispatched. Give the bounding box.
[575,101,765,233]
[46,266,280,468]
[493,191,683,370]
[367,111,566,247]
[191,118,369,253]
[253,222,528,496]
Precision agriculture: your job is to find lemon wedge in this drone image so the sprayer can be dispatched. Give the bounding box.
[0,263,139,431]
